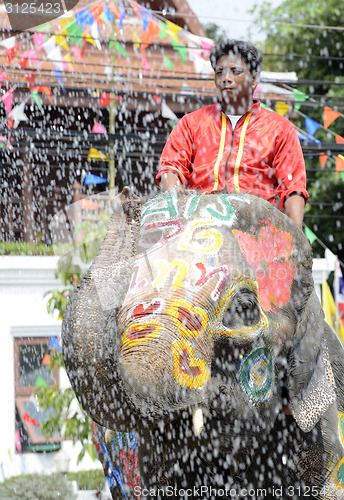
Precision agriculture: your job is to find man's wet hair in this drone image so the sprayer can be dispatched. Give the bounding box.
[210,39,263,75]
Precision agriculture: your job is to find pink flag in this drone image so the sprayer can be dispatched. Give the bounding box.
[72,44,82,60]
[142,54,150,75]
[92,122,107,134]
[0,71,8,83]
[33,32,46,53]
[200,39,214,59]
[1,88,14,114]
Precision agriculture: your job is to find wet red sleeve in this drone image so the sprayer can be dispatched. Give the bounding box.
[156,116,194,186]
[273,125,309,209]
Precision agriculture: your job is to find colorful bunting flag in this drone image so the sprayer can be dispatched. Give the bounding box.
[10,102,28,129]
[324,106,341,129]
[33,32,46,53]
[200,39,214,59]
[335,155,344,173]
[84,172,108,184]
[275,101,290,116]
[87,148,108,161]
[34,375,48,388]
[42,353,51,365]
[161,101,178,121]
[92,122,107,134]
[292,89,308,111]
[304,226,317,244]
[31,89,43,111]
[335,134,344,144]
[49,335,62,351]
[319,155,328,169]
[1,88,14,114]
[162,55,174,69]
[322,276,344,341]
[305,116,320,137]
[114,41,128,57]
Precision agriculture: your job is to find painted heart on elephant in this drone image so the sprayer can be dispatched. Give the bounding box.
[62,191,344,499]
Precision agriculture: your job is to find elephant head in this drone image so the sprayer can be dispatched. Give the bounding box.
[62,191,344,498]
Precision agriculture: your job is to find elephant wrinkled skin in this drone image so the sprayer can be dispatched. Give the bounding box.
[62,191,344,499]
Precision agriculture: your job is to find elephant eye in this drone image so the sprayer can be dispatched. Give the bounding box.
[222,289,260,328]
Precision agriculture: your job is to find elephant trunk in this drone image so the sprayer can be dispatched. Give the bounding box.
[118,315,212,417]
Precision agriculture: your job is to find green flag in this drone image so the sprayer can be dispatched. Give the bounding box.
[35,375,48,388]
[31,89,43,112]
[163,55,174,68]
[293,89,308,111]
[304,226,317,244]
[114,41,128,57]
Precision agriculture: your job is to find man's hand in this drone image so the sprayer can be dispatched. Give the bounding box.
[160,172,183,191]
[284,193,305,229]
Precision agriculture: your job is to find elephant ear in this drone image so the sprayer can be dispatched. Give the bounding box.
[288,290,338,433]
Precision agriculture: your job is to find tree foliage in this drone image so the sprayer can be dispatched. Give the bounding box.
[250,0,344,261]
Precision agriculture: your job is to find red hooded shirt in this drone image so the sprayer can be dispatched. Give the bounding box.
[156,101,308,209]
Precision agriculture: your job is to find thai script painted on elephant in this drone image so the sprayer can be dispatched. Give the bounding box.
[96,430,140,498]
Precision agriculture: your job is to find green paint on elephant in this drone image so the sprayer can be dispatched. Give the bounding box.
[206,195,234,221]
[239,347,274,403]
[336,462,344,486]
[141,193,177,221]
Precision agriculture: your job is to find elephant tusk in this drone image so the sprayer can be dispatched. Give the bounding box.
[105,429,116,444]
[192,407,204,437]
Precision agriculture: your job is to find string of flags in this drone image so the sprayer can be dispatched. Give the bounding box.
[0,0,343,177]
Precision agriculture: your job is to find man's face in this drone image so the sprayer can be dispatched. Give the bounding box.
[214,53,258,110]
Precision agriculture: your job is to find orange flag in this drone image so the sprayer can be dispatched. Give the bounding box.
[319,155,327,168]
[336,155,344,173]
[324,106,341,128]
[335,134,344,144]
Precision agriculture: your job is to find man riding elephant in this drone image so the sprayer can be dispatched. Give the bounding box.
[157,39,308,229]
[63,189,344,499]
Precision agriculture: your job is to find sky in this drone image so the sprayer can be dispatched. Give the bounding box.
[187,0,284,42]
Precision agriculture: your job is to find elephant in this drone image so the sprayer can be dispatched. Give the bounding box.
[62,190,344,499]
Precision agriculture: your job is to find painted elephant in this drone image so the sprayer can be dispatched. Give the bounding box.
[62,190,344,499]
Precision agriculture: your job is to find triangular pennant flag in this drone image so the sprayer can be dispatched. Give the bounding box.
[200,39,214,59]
[275,101,290,116]
[74,7,95,28]
[322,276,344,341]
[49,335,62,351]
[34,375,48,389]
[31,89,43,111]
[84,172,108,184]
[324,106,341,128]
[292,89,308,111]
[0,71,8,83]
[297,131,308,141]
[161,101,178,121]
[335,134,344,144]
[171,38,187,64]
[10,102,28,129]
[0,136,13,150]
[141,54,150,74]
[1,88,14,114]
[305,116,320,137]
[87,148,108,161]
[336,155,344,173]
[114,41,128,57]
[42,353,51,365]
[92,122,107,133]
[162,55,174,68]
[99,92,110,106]
[304,226,317,244]
[33,32,46,53]
[158,20,169,39]
[319,155,328,169]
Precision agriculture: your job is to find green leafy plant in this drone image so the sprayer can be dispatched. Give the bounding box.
[37,214,110,463]
[0,242,55,255]
[0,473,76,500]
[67,469,106,490]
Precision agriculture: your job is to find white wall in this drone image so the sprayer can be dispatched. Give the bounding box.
[0,256,98,480]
